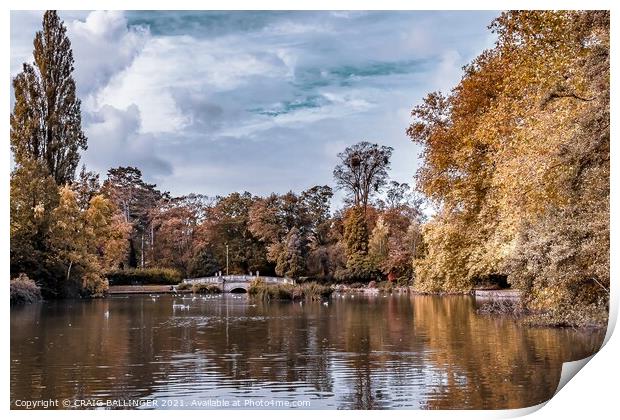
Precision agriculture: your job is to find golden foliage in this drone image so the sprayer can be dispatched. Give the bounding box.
[409,11,609,324]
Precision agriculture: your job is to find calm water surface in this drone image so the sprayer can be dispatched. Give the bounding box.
[10,293,604,409]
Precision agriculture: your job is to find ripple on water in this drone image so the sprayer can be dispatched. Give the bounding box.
[10,294,605,409]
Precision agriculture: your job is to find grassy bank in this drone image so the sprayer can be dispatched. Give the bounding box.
[248,279,332,301]
[191,282,222,294]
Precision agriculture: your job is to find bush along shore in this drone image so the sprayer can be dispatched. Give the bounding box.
[191,283,222,294]
[248,279,332,301]
[10,274,42,305]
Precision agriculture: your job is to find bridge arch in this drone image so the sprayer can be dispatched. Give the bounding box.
[229,287,247,293]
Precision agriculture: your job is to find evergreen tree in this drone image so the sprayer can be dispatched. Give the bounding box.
[188,247,221,278]
[339,206,377,282]
[274,227,307,279]
[343,207,369,257]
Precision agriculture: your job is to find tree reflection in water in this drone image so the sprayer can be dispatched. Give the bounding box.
[10,294,604,409]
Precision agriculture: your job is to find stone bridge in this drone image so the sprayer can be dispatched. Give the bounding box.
[183,275,294,293]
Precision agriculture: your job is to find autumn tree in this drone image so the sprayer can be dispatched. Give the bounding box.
[333,142,393,212]
[47,186,130,296]
[368,217,389,265]
[202,192,270,275]
[11,11,86,185]
[248,186,334,279]
[408,11,609,324]
[150,194,209,274]
[74,166,101,210]
[10,161,60,294]
[85,195,131,272]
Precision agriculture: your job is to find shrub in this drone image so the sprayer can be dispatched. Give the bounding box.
[176,282,192,291]
[191,282,222,294]
[248,277,267,300]
[248,279,332,301]
[301,282,332,300]
[10,274,42,305]
[82,272,108,297]
[275,284,294,300]
[106,268,182,286]
[377,281,393,293]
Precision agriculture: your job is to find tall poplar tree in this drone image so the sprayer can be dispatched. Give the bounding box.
[11,10,86,185]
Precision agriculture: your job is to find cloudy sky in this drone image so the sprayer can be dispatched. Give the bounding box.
[10,10,499,201]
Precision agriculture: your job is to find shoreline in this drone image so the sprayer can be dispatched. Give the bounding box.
[14,285,608,330]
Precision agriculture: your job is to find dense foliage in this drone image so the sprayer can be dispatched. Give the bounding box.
[191,283,222,294]
[408,11,609,325]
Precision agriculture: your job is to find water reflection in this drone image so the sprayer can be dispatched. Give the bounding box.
[10,294,604,409]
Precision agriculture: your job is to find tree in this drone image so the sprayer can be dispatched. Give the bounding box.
[336,206,378,282]
[10,160,60,294]
[408,11,609,324]
[47,187,130,296]
[343,207,368,257]
[84,195,131,272]
[202,192,270,275]
[333,142,393,212]
[300,185,333,246]
[150,194,208,274]
[102,166,162,268]
[47,186,93,295]
[11,11,87,185]
[274,227,307,279]
[188,246,220,278]
[369,217,389,263]
[249,193,296,245]
[74,165,101,210]
[384,181,410,209]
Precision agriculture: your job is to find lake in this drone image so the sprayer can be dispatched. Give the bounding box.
[10,293,604,409]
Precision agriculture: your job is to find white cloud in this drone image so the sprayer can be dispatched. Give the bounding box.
[68,10,148,98]
[83,104,172,179]
[10,10,499,198]
[94,34,290,134]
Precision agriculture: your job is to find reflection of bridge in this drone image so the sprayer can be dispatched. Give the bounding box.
[183,275,294,293]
